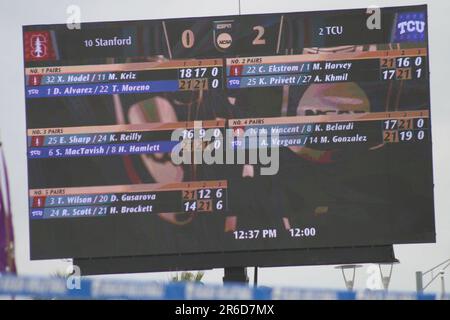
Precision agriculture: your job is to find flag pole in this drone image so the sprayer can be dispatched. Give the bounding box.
[0,133,16,274]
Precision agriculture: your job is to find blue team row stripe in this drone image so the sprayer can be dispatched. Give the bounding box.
[227,75,311,89]
[25,80,179,98]
[28,141,178,158]
[29,205,112,220]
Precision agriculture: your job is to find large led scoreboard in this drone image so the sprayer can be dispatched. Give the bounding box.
[23,5,435,272]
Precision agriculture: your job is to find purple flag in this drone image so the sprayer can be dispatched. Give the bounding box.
[0,144,16,274]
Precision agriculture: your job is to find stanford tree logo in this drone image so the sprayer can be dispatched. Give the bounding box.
[24,31,56,61]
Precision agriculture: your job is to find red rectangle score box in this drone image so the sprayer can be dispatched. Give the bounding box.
[230,65,243,76]
[31,136,45,147]
[32,196,46,208]
[28,75,43,86]
[232,127,245,137]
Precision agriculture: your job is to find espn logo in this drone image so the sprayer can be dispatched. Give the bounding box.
[214,20,234,51]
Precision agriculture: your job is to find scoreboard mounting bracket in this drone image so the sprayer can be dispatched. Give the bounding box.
[223,267,249,284]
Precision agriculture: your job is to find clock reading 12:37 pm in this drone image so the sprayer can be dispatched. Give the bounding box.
[232,227,317,240]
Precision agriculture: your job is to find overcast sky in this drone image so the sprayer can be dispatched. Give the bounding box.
[0,0,449,293]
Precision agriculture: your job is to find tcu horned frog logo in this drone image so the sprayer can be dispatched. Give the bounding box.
[24,31,56,61]
[394,12,426,42]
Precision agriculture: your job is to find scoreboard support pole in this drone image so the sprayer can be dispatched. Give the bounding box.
[223,267,249,284]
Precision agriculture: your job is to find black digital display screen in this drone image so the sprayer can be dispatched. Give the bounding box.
[23,5,435,266]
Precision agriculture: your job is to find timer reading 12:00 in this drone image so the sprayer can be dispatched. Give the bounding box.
[289,227,317,238]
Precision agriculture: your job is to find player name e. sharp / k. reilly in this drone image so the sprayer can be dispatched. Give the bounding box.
[59,133,142,145]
